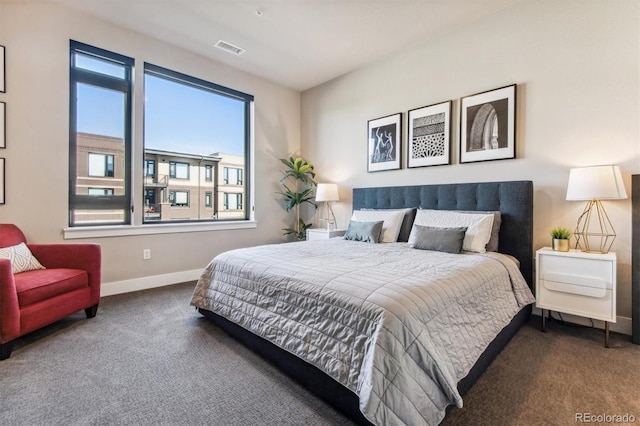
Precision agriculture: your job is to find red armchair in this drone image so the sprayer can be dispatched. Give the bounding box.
[0,224,101,360]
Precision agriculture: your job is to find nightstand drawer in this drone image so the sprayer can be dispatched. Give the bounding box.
[542,272,609,298]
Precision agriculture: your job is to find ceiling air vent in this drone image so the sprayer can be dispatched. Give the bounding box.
[215,40,245,56]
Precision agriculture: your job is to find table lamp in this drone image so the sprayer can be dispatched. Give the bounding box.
[565,165,627,253]
[315,183,339,230]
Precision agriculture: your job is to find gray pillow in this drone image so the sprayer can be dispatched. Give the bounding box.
[410,225,467,254]
[343,220,384,243]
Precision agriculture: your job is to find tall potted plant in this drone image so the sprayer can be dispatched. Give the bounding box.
[278,156,317,240]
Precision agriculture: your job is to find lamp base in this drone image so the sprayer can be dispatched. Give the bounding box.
[574,199,616,254]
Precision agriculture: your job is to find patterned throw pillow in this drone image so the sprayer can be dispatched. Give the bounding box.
[0,242,46,273]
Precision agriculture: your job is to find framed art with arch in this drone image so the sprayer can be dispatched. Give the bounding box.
[460,84,516,163]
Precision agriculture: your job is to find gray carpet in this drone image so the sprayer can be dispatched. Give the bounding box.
[1,282,638,425]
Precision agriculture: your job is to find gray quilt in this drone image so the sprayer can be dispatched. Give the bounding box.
[191,239,535,425]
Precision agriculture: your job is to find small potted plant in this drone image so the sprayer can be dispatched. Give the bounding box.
[550,227,572,252]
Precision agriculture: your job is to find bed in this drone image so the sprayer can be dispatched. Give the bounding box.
[191,180,535,425]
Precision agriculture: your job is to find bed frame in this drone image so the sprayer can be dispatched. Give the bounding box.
[199,180,534,424]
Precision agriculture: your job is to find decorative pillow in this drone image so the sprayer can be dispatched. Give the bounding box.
[0,242,46,273]
[458,210,502,252]
[410,225,467,254]
[350,209,405,243]
[343,220,384,243]
[409,209,494,253]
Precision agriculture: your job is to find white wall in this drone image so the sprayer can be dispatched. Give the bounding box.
[301,0,640,319]
[0,2,300,289]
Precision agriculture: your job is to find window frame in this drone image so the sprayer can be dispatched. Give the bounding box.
[144,63,253,223]
[169,190,190,207]
[224,192,243,210]
[144,159,156,178]
[87,153,115,178]
[64,47,257,237]
[68,40,133,227]
[88,188,115,196]
[169,161,190,180]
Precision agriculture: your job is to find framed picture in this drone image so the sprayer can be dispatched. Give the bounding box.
[0,102,5,148]
[460,84,516,163]
[0,158,4,204]
[407,100,452,168]
[367,112,402,172]
[0,45,4,93]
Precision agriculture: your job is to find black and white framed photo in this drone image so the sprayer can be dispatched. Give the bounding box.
[367,112,402,172]
[0,158,5,204]
[407,100,452,168]
[0,45,4,93]
[460,84,516,163]
[0,102,5,148]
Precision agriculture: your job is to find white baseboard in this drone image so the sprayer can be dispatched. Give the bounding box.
[531,307,631,336]
[101,269,202,297]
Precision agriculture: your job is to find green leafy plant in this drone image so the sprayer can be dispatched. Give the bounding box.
[550,227,572,240]
[278,156,317,240]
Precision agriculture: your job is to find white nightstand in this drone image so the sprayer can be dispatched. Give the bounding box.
[536,247,616,347]
[306,228,346,241]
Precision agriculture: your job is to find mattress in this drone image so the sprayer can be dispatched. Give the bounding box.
[191,239,535,425]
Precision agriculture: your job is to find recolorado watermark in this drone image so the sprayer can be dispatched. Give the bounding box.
[575,413,636,423]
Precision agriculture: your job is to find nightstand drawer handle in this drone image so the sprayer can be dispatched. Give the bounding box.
[543,272,609,298]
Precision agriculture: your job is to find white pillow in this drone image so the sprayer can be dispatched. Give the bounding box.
[409,209,494,253]
[350,209,406,243]
[0,242,46,273]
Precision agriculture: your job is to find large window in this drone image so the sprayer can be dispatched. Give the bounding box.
[69,41,133,226]
[143,63,252,223]
[69,41,254,229]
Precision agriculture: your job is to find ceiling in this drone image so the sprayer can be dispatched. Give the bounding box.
[48,0,523,91]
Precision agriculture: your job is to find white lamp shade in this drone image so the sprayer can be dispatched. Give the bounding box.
[566,165,627,201]
[315,183,339,202]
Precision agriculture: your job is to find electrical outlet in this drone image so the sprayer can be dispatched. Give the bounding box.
[143,249,151,260]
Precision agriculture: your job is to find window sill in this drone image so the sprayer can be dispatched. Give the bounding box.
[63,220,257,239]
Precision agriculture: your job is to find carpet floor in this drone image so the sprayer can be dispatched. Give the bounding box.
[1,282,638,425]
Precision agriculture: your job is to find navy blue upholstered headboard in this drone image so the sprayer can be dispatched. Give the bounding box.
[352,180,534,287]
